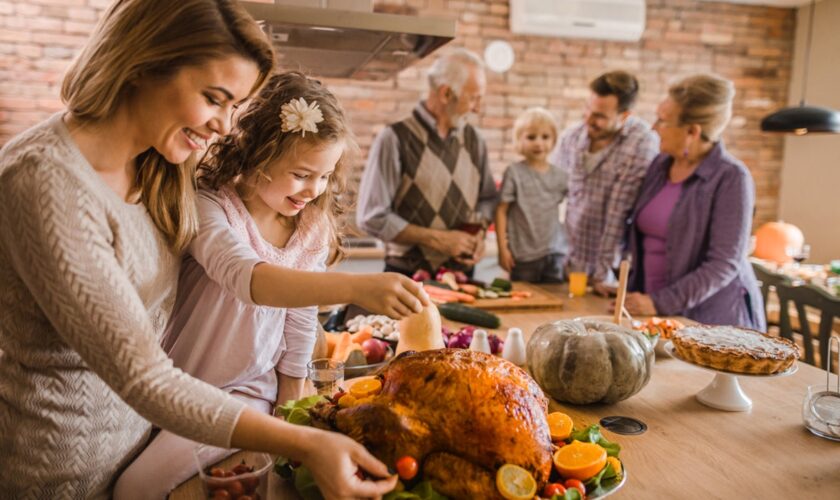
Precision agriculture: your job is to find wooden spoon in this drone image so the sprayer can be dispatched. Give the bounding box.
[613,260,631,325]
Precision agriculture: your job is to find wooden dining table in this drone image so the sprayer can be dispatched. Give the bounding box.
[171,284,840,500]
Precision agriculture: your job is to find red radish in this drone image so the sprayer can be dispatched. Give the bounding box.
[361,338,387,364]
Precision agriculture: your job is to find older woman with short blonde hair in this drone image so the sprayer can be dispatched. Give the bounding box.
[624,74,765,330]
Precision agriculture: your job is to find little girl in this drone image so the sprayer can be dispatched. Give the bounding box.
[495,107,569,282]
[114,72,425,498]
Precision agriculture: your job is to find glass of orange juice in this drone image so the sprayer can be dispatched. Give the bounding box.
[568,263,588,298]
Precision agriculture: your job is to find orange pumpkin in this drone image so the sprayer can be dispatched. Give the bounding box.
[753,221,804,264]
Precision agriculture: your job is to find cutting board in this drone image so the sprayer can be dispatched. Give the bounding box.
[470,282,564,311]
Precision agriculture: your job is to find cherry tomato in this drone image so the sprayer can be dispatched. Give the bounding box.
[226,480,245,497]
[543,483,567,497]
[238,496,254,500]
[210,490,230,500]
[241,476,258,493]
[209,467,225,478]
[355,467,367,480]
[395,456,418,481]
[564,478,586,497]
[232,463,252,475]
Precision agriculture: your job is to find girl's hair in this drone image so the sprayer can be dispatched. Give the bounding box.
[668,74,735,143]
[513,107,559,155]
[200,72,357,265]
[61,0,275,253]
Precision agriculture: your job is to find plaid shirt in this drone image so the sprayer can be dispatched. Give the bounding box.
[549,116,659,283]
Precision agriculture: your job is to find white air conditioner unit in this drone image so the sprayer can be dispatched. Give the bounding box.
[510,0,646,42]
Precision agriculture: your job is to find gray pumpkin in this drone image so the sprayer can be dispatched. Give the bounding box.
[527,319,654,404]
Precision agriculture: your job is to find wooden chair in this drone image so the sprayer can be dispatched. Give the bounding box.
[775,281,840,369]
[751,261,792,327]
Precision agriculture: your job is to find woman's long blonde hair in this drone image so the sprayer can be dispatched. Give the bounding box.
[61,0,274,252]
[200,72,358,265]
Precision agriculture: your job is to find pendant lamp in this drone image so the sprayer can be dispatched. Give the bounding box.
[760,0,840,135]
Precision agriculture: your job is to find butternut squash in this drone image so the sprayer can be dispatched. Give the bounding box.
[396,305,444,355]
[330,331,353,362]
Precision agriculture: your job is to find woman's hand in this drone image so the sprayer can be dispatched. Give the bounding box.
[623,292,657,315]
[302,430,398,499]
[352,273,430,319]
[498,247,515,273]
[592,281,617,298]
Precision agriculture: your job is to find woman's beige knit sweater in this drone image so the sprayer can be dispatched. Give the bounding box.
[0,114,246,498]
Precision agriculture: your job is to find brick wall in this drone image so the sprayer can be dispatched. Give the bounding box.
[0,0,795,226]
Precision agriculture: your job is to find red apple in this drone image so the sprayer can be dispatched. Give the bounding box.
[361,338,387,364]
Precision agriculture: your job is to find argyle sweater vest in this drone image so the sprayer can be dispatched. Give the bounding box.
[387,109,484,272]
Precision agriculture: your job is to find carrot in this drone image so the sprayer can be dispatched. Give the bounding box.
[458,283,480,296]
[511,291,532,299]
[350,325,373,345]
[423,284,476,303]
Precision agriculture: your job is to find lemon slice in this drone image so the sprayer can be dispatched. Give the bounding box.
[496,464,536,500]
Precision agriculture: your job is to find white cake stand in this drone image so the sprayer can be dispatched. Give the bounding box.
[664,341,798,411]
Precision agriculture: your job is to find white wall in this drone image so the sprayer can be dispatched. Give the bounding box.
[778,0,840,263]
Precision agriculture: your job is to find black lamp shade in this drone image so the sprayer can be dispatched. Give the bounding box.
[760,105,840,135]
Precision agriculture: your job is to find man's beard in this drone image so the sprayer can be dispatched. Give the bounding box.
[445,98,469,129]
[587,121,621,142]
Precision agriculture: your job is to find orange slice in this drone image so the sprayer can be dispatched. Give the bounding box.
[495,464,537,500]
[349,378,382,398]
[546,412,574,441]
[606,456,622,478]
[553,440,608,481]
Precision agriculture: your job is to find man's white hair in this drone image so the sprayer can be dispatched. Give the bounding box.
[427,48,485,95]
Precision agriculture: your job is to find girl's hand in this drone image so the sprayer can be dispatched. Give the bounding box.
[302,430,398,499]
[353,273,430,319]
[623,292,657,315]
[498,247,515,273]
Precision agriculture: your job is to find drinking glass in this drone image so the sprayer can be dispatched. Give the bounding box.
[568,262,588,298]
[306,358,344,396]
[786,243,810,267]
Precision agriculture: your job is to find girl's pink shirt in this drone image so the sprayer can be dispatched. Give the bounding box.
[161,185,329,404]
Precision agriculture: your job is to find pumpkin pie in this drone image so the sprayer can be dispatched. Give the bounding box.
[671,325,799,375]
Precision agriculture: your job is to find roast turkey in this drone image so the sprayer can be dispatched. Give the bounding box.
[310,349,554,499]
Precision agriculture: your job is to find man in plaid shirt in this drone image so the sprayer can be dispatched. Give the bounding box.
[549,71,659,294]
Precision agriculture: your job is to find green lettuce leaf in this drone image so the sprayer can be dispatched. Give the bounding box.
[569,425,621,457]
[384,481,448,500]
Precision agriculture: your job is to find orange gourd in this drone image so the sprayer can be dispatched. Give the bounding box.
[753,221,804,264]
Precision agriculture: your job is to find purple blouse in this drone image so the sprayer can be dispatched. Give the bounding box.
[636,181,683,294]
[627,142,766,331]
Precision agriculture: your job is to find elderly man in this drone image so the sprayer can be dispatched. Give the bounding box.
[357,48,498,276]
[550,70,659,295]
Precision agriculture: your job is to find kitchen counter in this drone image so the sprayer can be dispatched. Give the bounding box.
[171,284,840,499]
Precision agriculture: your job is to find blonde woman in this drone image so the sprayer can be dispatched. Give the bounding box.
[0,0,403,497]
[624,74,765,330]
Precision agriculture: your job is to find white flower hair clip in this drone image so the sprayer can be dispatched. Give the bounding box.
[280,97,324,137]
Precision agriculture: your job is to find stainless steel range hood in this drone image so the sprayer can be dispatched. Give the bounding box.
[241,1,456,80]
